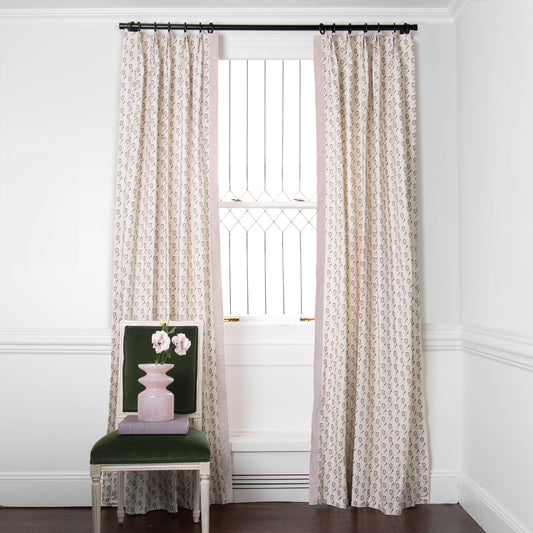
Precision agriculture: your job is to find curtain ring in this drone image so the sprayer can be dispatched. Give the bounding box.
[199,22,203,33]
[319,23,325,35]
[153,22,157,32]
[208,22,214,33]
[404,23,409,34]
[393,23,396,33]
[377,23,381,32]
[348,23,352,34]
[332,23,336,33]
[183,22,187,33]
[364,23,368,33]
[167,22,171,33]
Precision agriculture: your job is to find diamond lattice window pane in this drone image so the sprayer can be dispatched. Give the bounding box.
[219,59,317,316]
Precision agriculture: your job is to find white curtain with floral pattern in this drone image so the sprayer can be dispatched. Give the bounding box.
[103,30,232,513]
[309,32,429,515]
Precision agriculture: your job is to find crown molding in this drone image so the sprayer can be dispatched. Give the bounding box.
[447,0,470,19]
[0,7,454,25]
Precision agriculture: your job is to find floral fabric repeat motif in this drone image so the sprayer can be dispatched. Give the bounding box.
[103,31,232,513]
[309,33,430,515]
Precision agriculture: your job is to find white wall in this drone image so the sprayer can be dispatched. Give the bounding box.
[0,9,461,507]
[0,21,120,329]
[457,1,533,532]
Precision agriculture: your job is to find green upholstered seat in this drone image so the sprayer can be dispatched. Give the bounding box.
[90,428,210,465]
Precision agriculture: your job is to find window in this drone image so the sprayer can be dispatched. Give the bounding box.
[218,59,317,318]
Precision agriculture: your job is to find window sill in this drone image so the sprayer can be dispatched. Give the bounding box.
[230,431,311,452]
[223,319,315,346]
[224,316,314,325]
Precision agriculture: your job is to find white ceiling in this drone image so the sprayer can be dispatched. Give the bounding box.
[0,0,453,10]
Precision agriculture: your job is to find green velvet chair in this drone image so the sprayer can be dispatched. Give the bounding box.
[90,320,210,533]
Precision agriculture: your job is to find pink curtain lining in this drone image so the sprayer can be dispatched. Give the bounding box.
[309,34,326,506]
[207,33,233,503]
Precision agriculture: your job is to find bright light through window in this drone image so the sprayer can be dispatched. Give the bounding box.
[219,59,317,317]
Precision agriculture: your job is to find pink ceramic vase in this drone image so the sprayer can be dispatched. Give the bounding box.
[137,363,174,422]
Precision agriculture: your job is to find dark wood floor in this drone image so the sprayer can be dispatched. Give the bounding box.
[0,503,485,533]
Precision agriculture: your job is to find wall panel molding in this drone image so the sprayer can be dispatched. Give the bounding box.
[0,322,461,356]
[461,325,533,372]
[0,329,110,356]
[423,323,461,351]
[4,324,529,371]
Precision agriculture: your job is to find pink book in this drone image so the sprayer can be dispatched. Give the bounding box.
[118,414,189,435]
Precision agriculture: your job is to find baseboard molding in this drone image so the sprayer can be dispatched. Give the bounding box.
[429,470,459,504]
[0,472,90,507]
[0,470,311,506]
[3,468,530,533]
[458,474,531,533]
[0,468,459,507]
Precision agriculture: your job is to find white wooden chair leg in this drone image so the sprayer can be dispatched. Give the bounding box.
[192,470,200,523]
[200,463,210,533]
[90,465,102,533]
[117,471,125,524]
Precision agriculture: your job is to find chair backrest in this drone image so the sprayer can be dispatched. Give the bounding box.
[116,320,203,428]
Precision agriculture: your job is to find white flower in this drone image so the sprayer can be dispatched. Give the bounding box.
[152,330,170,354]
[172,333,191,356]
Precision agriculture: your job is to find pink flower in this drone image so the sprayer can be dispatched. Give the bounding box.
[152,330,170,354]
[172,333,191,356]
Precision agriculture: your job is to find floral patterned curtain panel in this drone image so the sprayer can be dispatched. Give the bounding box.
[309,33,429,515]
[104,30,232,513]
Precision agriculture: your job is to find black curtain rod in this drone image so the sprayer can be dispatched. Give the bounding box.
[119,22,418,34]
